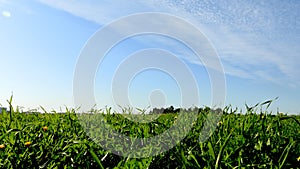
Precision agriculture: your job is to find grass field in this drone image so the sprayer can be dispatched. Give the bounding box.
[0,99,299,168]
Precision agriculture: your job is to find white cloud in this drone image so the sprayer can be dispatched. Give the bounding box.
[38,0,300,87]
[38,0,162,25]
[2,10,11,17]
[162,1,300,87]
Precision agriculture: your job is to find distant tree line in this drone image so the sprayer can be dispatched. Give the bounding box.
[151,106,180,114]
[151,106,222,114]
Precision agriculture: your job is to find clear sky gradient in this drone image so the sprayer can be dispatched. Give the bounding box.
[0,0,299,114]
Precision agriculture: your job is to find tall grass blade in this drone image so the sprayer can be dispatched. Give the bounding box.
[89,149,104,169]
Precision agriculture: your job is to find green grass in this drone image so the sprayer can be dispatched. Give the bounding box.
[0,99,299,168]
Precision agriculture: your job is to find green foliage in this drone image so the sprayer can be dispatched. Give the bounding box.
[0,101,299,168]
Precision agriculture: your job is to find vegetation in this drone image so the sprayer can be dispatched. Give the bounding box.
[0,97,299,168]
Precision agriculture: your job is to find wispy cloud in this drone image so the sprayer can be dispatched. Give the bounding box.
[162,0,300,87]
[38,0,300,87]
[38,0,162,24]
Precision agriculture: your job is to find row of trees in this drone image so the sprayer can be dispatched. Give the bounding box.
[151,106,219,114]
[151,106,180,114]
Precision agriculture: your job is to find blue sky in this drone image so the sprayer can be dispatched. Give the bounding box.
[0,0,299,114]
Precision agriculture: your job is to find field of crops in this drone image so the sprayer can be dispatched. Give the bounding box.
[0,100,299,168]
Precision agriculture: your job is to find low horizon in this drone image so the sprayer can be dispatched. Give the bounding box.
[1,96,298,115]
